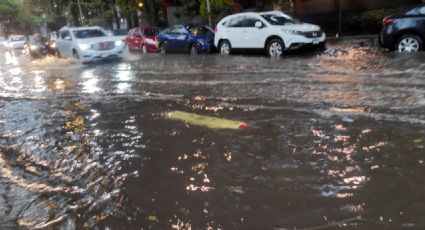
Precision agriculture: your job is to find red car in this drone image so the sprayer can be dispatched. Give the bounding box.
[125,26,160,53]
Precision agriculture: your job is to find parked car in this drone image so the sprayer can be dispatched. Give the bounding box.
[27,35,49,57]
[56,26,126,63]
[0,36,7,47]
[157,24,215,54]
[214,11,326,57]
[380,5,425,52]
[7,35,26,49]
[45,32,59,56]
[110,29,128,41]
[126,26,160,53]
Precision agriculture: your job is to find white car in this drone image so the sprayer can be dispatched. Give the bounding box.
[214,11,326,57]
[56,26,126,63]
[0,36,7,47]
[7,35,26,49]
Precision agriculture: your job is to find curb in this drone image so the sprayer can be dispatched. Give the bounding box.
[327,34,379,46]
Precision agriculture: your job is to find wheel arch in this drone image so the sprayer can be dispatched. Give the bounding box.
[265,35,285,49]
[394,29,425,49]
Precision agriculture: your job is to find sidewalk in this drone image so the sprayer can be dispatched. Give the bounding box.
[327,34,379,47]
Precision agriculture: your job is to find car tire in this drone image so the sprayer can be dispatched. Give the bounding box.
[267,39,284,57]
[141,44,148,54]
[219,40,231,55]
[190,44,199,55]
[396,34,423,52]
[72,50,79,59]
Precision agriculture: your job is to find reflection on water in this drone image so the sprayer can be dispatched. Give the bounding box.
[0,45,425,229]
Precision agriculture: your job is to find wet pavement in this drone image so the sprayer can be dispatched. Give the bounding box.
[0,45,425,229]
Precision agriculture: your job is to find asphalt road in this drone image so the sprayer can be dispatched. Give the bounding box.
[0,45,425,229]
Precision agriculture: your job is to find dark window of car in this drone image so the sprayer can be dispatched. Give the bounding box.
[73,29,107,39]
[222,20,231,27]
[261,14,297,25]
[171,26,187,34]
[9,36,25,41]
[419,7,425,15]
[143,28,159,36]
[229,16,245,27]
[404,6,425,16]
[133,28,141,36]
[187,25,212,35]
[112,29,127,36]
[243,17,260,27]
[60,30,70,39]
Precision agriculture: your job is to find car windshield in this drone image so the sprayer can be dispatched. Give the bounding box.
[143,28,159,36]
[29,36,41,43]
[261,14,299,25]
[73,29,106,39]
[112,29,127,36]
[9,36,25,41]
[187,25,212,35]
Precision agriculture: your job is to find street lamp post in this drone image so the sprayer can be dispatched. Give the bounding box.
[77,0,84,25]
[206,0,212,27]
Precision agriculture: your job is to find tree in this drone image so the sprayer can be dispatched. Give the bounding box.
[0,0,19,35]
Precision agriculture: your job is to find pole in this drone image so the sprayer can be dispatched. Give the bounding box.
[206,0,212,27]
[338,0,342,36]
[77,0,84,25]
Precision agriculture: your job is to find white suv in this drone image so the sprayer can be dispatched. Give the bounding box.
[56,26,125,63]
[214,11,326,57]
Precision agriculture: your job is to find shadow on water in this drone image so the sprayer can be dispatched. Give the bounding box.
[1,44,425,229]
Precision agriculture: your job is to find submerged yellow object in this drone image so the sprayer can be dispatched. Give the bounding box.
[167,111,247,130]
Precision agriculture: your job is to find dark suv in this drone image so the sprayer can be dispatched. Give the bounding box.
[380,5,425,52]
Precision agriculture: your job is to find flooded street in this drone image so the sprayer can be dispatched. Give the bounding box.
[0,45,425,229]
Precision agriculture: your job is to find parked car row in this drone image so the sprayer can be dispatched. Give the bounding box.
[380,4,425,52]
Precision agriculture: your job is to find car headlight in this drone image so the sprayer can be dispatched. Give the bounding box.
[145,39,154,45]
[115,40,123,46]
[78,43,91,50]
[282,29,304,36]
[51,43,56,48]
[30,45,38,50]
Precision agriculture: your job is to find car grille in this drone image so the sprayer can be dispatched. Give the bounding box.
[303,31,323,38]
[92,41,115,51]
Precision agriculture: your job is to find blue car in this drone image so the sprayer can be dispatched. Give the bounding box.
[157,24,215,54]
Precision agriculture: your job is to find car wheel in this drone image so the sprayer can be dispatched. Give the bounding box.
[267,39,284,57]
[219,40,231,55]
[396,34,423,52]
[190,45,199,55]
[141,44,148,54]
[73,50,80,59]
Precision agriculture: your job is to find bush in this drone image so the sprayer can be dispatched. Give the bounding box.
[342,7,406,34]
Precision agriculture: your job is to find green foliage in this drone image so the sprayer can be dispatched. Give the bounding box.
[0,0,19,21]
[199,0,232,19]
[17,9,40,34]
[180,0,200,17]
[342,7,405,34]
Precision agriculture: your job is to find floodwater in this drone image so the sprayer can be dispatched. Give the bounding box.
[0,45,424,229]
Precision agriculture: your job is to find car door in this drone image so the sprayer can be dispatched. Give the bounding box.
[173,26,190,52]
[416,7,425,37]
[57,30,72,57]
[226,16,245,48]
[241,16,267,48]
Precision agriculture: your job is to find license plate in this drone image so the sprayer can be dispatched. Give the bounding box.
[312,39,320,44]
[101,54,109,58]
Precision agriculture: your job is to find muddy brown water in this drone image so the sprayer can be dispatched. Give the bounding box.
[0,46,425,229]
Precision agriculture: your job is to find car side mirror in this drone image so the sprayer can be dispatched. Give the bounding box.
[64,36,71,41]
[255,21,263,28]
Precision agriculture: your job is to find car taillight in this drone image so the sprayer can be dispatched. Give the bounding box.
[383,17,394,27]
[214,27,217,33]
